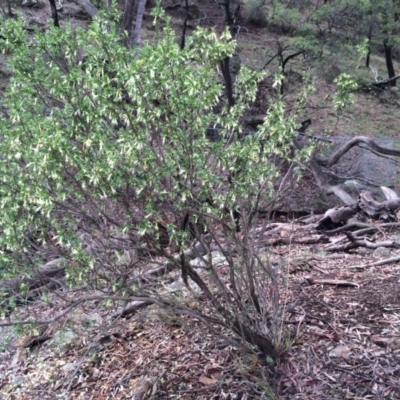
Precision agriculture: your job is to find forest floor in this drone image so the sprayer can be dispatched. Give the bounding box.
[1,1,400,399]
[2,236,400,399]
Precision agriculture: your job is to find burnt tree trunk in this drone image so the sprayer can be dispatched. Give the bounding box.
[48,0,60,28]
[180,0,189,50]
[384,38,396,86]
[5,0,13,17]
[365,23,373,68]
[220,58,235,107]
[219,0,237,108]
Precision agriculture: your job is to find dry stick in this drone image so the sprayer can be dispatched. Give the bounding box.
[348,255,400,270]
[325,236,400,252]
[353,222,400,237]
[305,276,359,288]
[307,261,329,275]
[324,223,372,236]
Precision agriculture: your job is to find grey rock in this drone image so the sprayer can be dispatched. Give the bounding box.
[373,247,391,259]
[61,362,78,372]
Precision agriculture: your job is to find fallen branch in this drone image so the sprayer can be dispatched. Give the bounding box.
[352,222,400,237]
[371,74,400,89]
[304,276,359,288]
[325,237,400,252]
[348,255,400,270]
[259,234,329,246]
[324,222,372,236]
[111,300,154,319]
[315,137,400,168]
[307,261,329,275]
[294,141,357,206]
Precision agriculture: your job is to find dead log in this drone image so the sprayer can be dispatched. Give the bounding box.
[369,74,400,89]
[316,205,359,230]
[317,187,400,230]
[352,222,400,237]
[358,188,400,219]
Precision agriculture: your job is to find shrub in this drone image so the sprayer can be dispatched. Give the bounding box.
[0,4,306,360]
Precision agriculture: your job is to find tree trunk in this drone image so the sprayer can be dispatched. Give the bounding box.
[122,0,137,33]
[223,0,235,37]
[6,0,13,17]
[219,0,236,107]
[220,57,235,107]
[180,0,189,50]
[384,38,396,86]
[129,0,147,47]
[365,24,373,68]
[48,0,60,27]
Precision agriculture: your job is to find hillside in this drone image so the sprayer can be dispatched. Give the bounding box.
[1,1,400,399]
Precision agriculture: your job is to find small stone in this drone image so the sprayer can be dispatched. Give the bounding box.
[21,0,37,6]
[329,345,351,358]
[12,375,24,385]
[61,362,78,372]
[373,247,391,259]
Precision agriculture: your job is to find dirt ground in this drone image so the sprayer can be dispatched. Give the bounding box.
[2,236,400,399]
